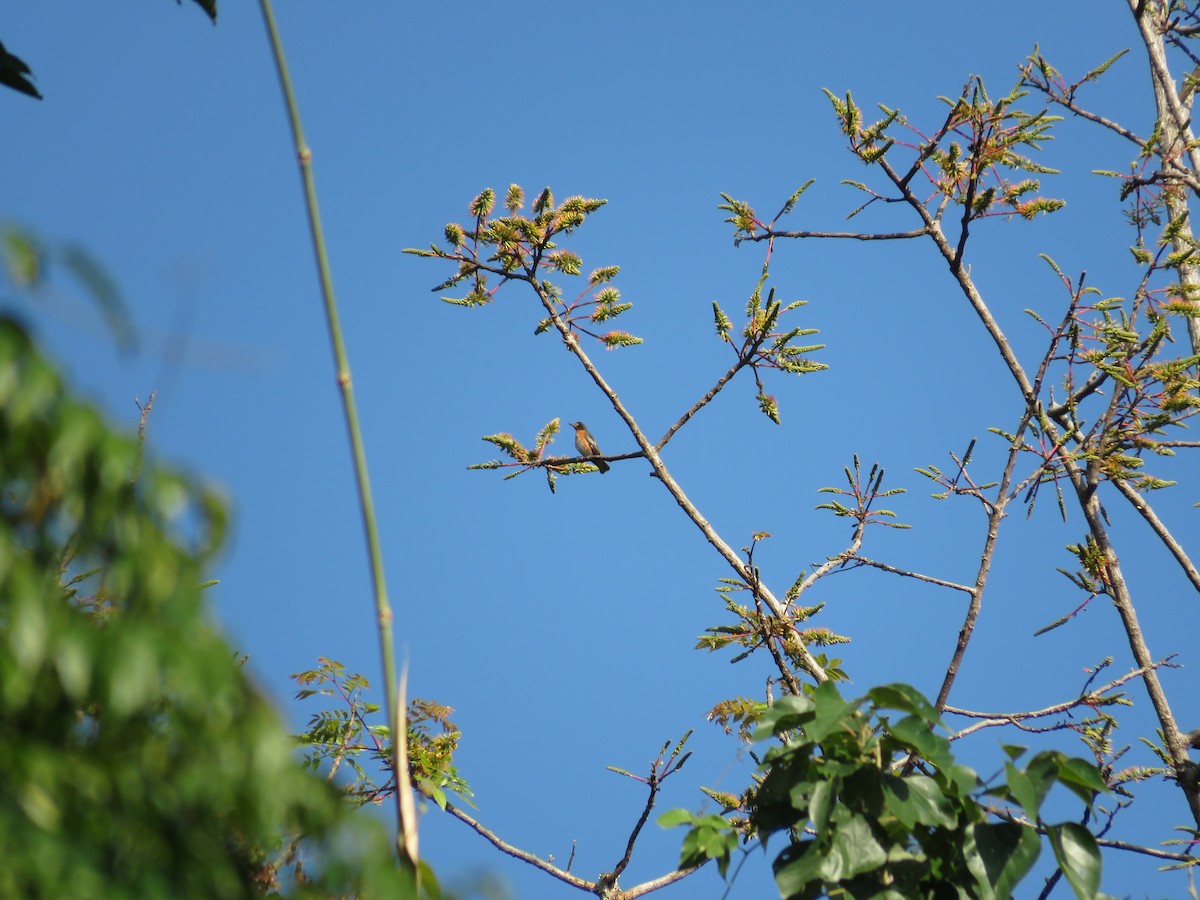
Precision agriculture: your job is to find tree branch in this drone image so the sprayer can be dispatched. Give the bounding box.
[843,556,974,594]
[536,285,829,683]
[744,226,930,243]
[1110,477,1200,592]
[986,804,1198,862]
[656,350,756,451]
[945,658,1173,740]
[442,801,595,891]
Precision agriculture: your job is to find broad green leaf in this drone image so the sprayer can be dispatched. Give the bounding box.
[1004,762,1037,818]
[1054,756,1109,806]
[809,777,836,831]
[805,680,857,743]
[965,821,1041,899]
[1006,752,1058,816]
[773,840,825,898]
[820,813,887,880]
[1048,822,1102,899]
[883,773,957,830]
[657,808,695,828]
[941,761,982,799]
[888,714,953,770]
[754,693,816,739]
[868,683,942,723]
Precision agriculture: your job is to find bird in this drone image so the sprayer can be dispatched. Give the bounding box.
[570,421,610,473]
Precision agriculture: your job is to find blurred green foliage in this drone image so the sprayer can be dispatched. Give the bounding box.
[0,314,411,897]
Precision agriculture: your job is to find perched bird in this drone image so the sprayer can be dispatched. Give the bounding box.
[570,421,610,473]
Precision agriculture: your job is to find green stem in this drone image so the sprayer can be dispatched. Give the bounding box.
[256,0,404,852]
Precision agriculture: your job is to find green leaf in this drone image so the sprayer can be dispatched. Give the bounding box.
[1048,823,1102,900]
[868,683,942,723]
[757,390,780,424]
[1054,756,1109,806]
[882,773,956,830]
[805,681,856,743]
[965,821,1041,899]
[532,186,554,214]
[888,714,953,771]
[808,777,836,831]
[821,812,887,880]
[1,226,42,284]
[1005,752,1058,817]
[657,808,695,828]
[0,314,412,896]
[773,840,825,897]
[1003,762,1038,818]
[754,693,816,739]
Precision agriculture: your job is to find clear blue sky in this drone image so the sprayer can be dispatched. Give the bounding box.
[4,2,1197,896]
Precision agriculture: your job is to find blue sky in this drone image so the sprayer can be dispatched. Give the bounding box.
[4,2,1198,896]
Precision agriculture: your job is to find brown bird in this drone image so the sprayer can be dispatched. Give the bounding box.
[570,421,610,473]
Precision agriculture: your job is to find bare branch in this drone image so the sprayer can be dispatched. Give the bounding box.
[945,659,1174,740]
[442,801,595,891]
[843,556,974,594]
[657,349,759,451]
[131,390,156,484]
[610,768,659,883]
[1021,64,1145,147]
[1067,452,1200,824]
[441,799,704,899]
[620,864,708,899]
[744,227,930,243]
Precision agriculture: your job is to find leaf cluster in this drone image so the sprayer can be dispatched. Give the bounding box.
[826,76,1065,223]
[669,682,1108,899]
[698,590,848,675]
[405,184,643,348]
[713,281,827,424]
[294,659,473,814]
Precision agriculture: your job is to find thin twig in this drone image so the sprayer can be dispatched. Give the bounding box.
[946,659,1174,739]
[441,801,704,898]
[657,355,751,451]
[611,769,659,882]
[131,389,156,484]
[1022,68,1145,147]
[843,557,974,594]
[442,802,594,891]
